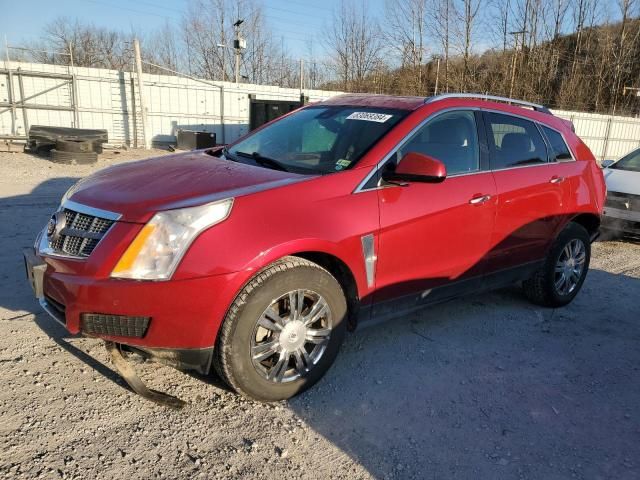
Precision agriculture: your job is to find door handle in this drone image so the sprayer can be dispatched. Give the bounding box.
[550,176,565,184]
[469,194,491,205]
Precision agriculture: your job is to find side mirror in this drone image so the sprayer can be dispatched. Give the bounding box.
[382,152,447,184]
[601,159,615,168]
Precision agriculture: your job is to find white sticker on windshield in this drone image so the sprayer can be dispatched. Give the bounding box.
[346,112,393,123]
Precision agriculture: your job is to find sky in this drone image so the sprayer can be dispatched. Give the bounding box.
[1,0,385,59]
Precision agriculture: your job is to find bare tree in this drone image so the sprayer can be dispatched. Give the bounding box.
[323,0,384,92]
[384,0,428,92]
[427,0,454,92]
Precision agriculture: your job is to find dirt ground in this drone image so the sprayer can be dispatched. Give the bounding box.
[1,149,639,480]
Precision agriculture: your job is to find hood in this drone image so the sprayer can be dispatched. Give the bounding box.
[604,167,640,196]
[68,150,310,222]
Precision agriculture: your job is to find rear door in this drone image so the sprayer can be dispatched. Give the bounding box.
[373,109,497,318]
[483,111,572,277]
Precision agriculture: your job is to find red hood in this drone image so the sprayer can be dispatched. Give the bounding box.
[68,150,309,222]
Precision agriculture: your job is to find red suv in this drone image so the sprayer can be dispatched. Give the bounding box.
[24,94,606,403]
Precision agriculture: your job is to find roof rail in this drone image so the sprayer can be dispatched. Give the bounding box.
[425,93,552,115]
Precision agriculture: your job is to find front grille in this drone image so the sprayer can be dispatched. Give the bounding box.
[81,313,151,338]
[49,209,115,257]
[606,191,640,211]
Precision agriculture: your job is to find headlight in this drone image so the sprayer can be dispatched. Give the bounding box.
[111,198,233,280]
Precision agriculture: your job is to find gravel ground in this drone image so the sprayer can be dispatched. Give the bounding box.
[1,150,639,480]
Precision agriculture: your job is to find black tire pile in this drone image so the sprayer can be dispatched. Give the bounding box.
[50,139,102,165]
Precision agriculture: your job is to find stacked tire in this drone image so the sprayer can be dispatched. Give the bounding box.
[50,139,99,165]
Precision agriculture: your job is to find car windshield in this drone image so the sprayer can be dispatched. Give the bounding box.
[612,148,640,172]
[225,106,407,174]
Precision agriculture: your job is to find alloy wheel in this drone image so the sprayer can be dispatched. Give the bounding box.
[554,238,586,296]
[250,289,332,383]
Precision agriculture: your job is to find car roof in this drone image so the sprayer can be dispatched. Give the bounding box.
[316,93,574,133]
[318,94,426,111]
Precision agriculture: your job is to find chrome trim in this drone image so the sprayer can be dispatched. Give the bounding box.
[353,104,576,194]
[37,200,121,260]
[39,297,66,327]
[37,227,87,260]
[490,162,557,173]
[353,107,480,193]
[538,123,577,162]
[469,194,491,205]
[481,107,577,163]
[361,233,377,288]
[426,93,549,112]
[63,199,122,221]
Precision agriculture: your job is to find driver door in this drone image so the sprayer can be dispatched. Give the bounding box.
[373,110,497,318]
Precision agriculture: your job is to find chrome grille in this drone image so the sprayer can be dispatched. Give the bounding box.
[49,208,115,257]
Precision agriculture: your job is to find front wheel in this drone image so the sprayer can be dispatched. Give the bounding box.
[213,257,347,402]
[523,222,591,307]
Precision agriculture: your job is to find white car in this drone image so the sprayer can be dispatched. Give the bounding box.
[602,147,640,237]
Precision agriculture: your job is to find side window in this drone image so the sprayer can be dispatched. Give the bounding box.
[485,112,548,169]
[542,126,573,161]
[400,110,480,175]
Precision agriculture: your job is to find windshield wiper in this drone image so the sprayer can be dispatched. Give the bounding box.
[234,151,289,172]
[220,146,239,162]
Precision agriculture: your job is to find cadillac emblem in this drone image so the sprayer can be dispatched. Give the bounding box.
[47,212,66,243]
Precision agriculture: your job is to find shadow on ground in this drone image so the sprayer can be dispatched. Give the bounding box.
[3,177,640,479]
[286,269,640,479]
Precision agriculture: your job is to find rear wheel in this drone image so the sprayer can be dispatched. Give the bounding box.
[214,257,347,402]
[523,222,591,307]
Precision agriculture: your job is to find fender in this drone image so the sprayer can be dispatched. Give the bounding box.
[237,237,369,299]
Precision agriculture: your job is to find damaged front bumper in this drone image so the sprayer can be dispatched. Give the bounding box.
[23,246,219,407]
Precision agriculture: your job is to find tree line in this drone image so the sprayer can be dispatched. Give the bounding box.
[12,0,640,115]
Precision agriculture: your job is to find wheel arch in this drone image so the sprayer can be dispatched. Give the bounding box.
[292,251,360,330]
[571,213,600,239]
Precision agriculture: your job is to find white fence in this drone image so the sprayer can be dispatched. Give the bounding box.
[553,109,640,160]
[0,61,338,147]
[1,61,639,160]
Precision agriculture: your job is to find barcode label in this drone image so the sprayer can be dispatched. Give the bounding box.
[346,112,393,123]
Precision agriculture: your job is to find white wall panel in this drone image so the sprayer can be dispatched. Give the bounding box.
[3,62,639,159]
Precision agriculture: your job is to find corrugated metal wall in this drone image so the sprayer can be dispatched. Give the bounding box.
[2,61,640,160]
[553,109,640,160]
[1,62,338,146]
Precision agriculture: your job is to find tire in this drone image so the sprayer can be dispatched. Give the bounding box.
[214,256,347,402]
[50,149,98,165]
[56,139,95,153]
[523,222,591,307]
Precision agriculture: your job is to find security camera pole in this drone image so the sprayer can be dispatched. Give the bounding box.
[233,19,245,84]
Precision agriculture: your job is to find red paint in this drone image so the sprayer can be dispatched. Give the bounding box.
[36,95,605,350]
[395,152,447,179]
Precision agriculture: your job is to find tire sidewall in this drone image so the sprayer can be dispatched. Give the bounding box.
[223,265,347,402]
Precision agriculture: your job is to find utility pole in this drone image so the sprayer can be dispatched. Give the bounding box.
[509,30,526,98]
[133,38,150,149]
[299,59,304,93]
[433,55,441,95]
[4,35,10,67]
[233,19,245,84]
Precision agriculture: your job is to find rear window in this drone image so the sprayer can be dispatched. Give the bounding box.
[542,126,573,161]
[486,112,548,169]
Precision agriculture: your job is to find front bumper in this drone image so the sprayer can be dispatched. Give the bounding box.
[24,246,244,372]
